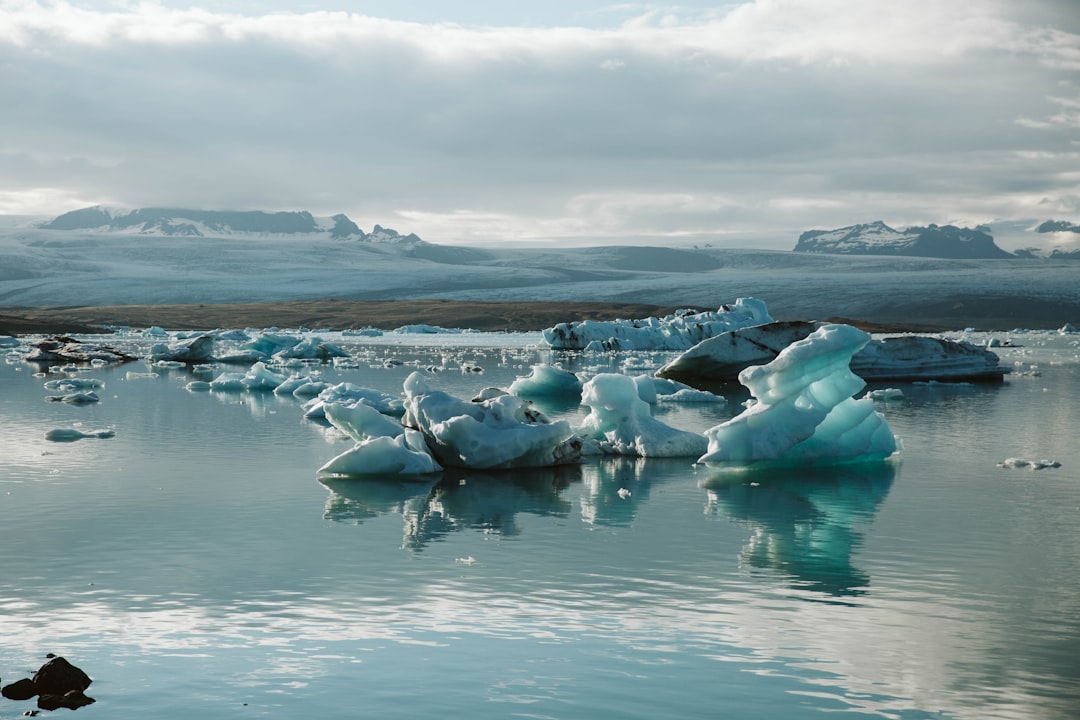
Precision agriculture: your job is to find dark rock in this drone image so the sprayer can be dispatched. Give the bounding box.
[2,678,38,700]
[37,691,95,711]
[32,657,91,696]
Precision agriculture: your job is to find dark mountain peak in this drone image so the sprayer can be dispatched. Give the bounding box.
[795,221,1013,259]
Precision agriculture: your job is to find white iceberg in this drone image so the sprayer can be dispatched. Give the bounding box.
[542,298,773,351]
[577,373,709,458]
[402,372,582,469]
[698,324,898,468]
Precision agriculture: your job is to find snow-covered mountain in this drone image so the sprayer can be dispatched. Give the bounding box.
[794,221,1014,259]
[40,206,423,244]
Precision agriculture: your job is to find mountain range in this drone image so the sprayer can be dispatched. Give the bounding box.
[794,221,1013,259]
[40,206,422,244]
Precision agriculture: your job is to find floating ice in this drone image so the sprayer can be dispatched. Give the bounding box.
[657,321,820,382]
[45,427,115,441]
[509,364,583,398]
[325,401,407,442]
[318,430,443,476]
[27,338,136,365]
[542,298,773,351]
[867,387,905,401]
[46,391,100,405]
[998,457,1062,470]
[659,321,1007,384]
[241,362,288,391]
[402,372,581,469]
[698,324,898,468]
[43,378,104,391]
[0,335,19,348]
[301,382,404,420]
[149,335,215,364]
[577,373,709,458]
[851,336,1007,382]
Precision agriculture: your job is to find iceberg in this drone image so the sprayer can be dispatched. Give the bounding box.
[325,401,407,442]
[656,321,821,383]
[508,364,583,398]
[850,336,1007,382]
[27,337,136,365]
[577,373,709,458]
[698,324,898,468]
[149,334,215,364]
[318,431,443,476]
[658,321,1008,384]
[542,298,773,351]
[402,372,582,469]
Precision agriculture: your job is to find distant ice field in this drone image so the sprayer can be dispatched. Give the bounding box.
[1,227,1078,328]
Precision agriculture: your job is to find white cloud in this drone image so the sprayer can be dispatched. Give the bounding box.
[1,0,1078,247]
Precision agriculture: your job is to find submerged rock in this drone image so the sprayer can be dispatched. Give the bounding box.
[32,656,92,696]
[1,678,37,700]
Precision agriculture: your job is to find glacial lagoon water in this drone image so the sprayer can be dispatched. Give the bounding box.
[1,329,1079,719]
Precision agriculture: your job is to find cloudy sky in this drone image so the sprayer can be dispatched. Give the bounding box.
[2,0,1078,248]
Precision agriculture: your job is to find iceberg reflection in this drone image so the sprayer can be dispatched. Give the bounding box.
[319,466,580,549]
[702,463,896,596]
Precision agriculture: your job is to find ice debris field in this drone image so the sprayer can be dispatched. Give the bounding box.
[6,298,1075,477]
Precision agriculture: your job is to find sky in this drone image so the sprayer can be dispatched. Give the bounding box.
[1,0,1079,249]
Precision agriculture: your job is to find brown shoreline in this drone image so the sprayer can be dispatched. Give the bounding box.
[0,299,1003,337]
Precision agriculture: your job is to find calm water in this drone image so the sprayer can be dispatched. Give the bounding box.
[1,329,1078,720]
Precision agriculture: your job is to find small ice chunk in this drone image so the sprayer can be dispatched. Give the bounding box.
[403,371,581,469]
[577,373,708,457]
[867,387,905,401]
[46,391,100,405]
[45,427,115,441]
[508,364,582,398]
[998,457,1061,470]
[318,430,443,476]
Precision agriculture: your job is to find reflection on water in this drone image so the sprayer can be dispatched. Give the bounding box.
[321,465,580,549]
[702,462,897,596]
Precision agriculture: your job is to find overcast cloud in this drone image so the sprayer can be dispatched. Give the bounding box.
[1,0,1078,248]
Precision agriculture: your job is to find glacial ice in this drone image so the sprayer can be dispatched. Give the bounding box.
[325,401,407,442]
[698,324,898,467]
[318,431,443,476]
[402,372,582,469]
[45,427,115,441]
[542,298,773,351]
[577,373,709,458]
[658,320,1007,383]
[149,335,216,364]
[508,364,583,398]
